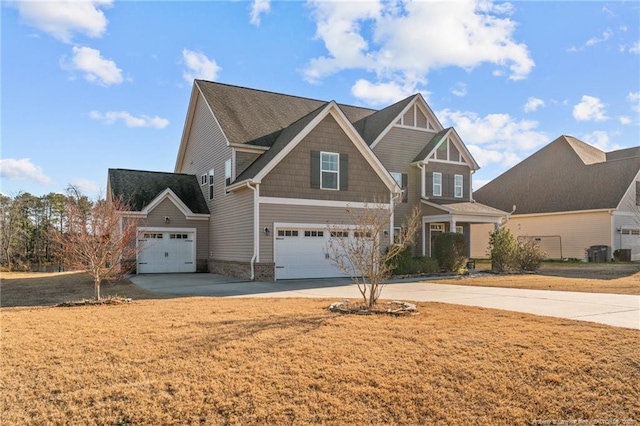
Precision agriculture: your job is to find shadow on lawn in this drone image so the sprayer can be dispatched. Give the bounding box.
[0,271,171,308]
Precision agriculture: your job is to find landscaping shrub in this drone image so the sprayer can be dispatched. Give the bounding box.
[516,238,546,271]
[433,232,468,273]
[488,228,546,272]
[388,246,440,275]
[487,227,518,272]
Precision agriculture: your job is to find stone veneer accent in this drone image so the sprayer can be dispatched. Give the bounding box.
[209,260,275,281]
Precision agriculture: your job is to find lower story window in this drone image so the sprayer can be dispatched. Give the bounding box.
[304,230,324,237]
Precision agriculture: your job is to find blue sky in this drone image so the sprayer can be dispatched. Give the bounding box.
[2,0,639,198]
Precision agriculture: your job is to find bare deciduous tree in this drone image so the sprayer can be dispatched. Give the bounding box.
[51,192,140,300]
[326,203,422,307]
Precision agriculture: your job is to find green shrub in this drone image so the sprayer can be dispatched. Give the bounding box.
[411,256,439,274]
[387,246,440,275]
[389,245,414,275]
[433,232,468,273]
[516,238,546,271]
[488,227,517,272]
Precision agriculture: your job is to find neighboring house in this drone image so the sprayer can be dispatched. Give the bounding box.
[471,136,640,260]
[112,80,506,280]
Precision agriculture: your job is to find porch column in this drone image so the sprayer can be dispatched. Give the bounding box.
[450,218,457,233]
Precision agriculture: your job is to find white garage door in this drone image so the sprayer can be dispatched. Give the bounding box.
[138,230,196,273]
[275,227,355,280]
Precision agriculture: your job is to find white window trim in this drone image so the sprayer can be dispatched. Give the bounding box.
[454,174,463,198]
[433,172,442,197]
[320,151,339,191]
[208,168,214,200]
[200,174,207,186]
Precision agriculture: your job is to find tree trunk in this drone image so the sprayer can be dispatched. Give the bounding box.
[94,276,101,301]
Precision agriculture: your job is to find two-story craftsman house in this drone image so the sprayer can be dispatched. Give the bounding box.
[109,80,506,280]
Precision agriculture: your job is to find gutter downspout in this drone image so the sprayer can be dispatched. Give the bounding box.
[247,182,259,280]
[500,205,517,229]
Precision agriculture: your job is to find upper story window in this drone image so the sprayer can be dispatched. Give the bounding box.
[433,172,442,196]
[321,152,339,190]
[208,168,214,200]
[225,159,232,186]
[454,174,463,198]
[201,174,207,186]
[391,172,408,203]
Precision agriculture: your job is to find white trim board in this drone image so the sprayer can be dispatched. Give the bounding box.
[260,196,391,210]
[119,188,210,221]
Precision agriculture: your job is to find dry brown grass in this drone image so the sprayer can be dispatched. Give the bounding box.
[440,262,640,295]
[2,297,639,425]
[0,271,165,307]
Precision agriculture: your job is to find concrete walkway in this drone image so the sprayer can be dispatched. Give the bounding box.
[129,274,640,330]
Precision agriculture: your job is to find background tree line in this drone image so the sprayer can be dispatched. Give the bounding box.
[0,186,92,271]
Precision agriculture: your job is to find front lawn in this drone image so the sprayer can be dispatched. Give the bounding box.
[2,297,638,424]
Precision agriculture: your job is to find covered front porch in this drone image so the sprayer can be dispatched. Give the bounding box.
[420,200,507,257]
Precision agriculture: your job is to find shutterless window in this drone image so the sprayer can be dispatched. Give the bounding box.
[433,172,442,196]
[208,168,214,200]
[200,174,207,185]
[454,174,463,198]
[321,152,339,190]
[225,159,232,186]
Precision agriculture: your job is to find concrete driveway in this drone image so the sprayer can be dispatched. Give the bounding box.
[129,273,640,330]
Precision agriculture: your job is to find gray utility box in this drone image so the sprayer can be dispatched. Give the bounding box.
[588,245,610,262]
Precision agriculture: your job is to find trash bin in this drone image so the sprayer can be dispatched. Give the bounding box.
[588,245,610,263]
[466,259,476,271]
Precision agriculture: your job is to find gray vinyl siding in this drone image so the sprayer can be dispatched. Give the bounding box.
[402,108,414,126]
[259,203,390,263]
[236,151,260,179]
[374,127,440,255]
[416,108,427,128]
[176,92,254,262]
[144,198,208,260]
[260,115,389,203]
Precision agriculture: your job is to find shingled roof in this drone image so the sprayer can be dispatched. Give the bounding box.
[473,136,640,215]
[196,80,375,146]
[108,169,209,214]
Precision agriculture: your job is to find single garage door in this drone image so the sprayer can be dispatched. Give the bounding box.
[275,227,355,280]
[138,230,196,273]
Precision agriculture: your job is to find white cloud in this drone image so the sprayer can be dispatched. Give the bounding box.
[523,97,545,112]
[572,95,608,122]
[585,30,613,47]
[15,0,112,43]
[71,178,100,194]
[628,91,640,113]
[450,82,467,97]
[627,41,640,54]
[304,0,534,104]
[437,108,548,169]
[182,49,221,83]
[250,0,270,26]
[619,116,632,125]
[0,158,51,184]
[472,178,490,191]
[582,131,622,152]
[350,79,417,105]
[438,109,548,151]
[89,111,169,128]
[62,46,123,86]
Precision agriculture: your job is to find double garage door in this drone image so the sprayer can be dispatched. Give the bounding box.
[275,226,359,280]
[137,230,196,273]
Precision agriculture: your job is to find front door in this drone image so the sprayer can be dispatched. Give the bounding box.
[429,223,445,257]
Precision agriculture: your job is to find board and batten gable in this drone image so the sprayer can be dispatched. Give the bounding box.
[260,114,390,203]
[176,91,254,263]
